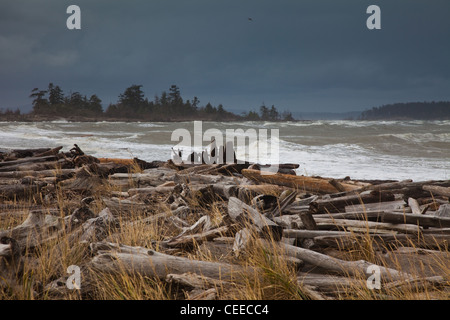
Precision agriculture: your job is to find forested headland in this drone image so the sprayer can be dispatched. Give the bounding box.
[359,102,450,120]
[0,83,294,122]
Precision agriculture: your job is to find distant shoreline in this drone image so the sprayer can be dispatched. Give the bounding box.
[1,115,449,123]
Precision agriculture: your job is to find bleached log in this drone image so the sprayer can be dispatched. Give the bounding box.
[312,211,385,221]
[380,211,450,228]
[422,228,450,235]
[90,242,252,281]
[345,200,406,213]
[408,198,422,215]
[313,217,421,234]
[283,229,349,239]
[277,241,409,281]
[423,185,450,198]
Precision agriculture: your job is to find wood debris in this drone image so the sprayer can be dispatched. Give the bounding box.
[0,144,448,300]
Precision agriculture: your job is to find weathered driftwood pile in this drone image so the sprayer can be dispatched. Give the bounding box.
[0,145,449,299]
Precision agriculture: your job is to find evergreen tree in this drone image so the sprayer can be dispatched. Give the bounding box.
[245,110,260,121]
[118,85,145,110]
[259,104,269,120]
[88,94,103,114]
[48,83,64,106]
[168,85,182,105]
[30,88,48,114]
[269,105,279,120]
[192,96,200,109]
[217,104,225,115]
[205,102,215,114]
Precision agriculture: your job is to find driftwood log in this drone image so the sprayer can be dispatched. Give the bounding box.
[423,185,450,198]
[312,233,450,250]
[90,242,253,282]
[241,169,362,194]
[277,241,409,281]
[313,217,422,234]
[309,191,396,214]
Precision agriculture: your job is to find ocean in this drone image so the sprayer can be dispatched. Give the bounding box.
[0,120,448,181]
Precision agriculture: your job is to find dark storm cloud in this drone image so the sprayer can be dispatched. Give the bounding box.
[1,0,449,113]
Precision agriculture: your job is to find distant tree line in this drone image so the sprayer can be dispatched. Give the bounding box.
[29,83,103,118]
[0,108,24,121]
[103,84,241,121]
[0,83,295,122]
[359,101,450,120]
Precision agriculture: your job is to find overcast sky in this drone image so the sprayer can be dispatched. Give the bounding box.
[1,0,449,114]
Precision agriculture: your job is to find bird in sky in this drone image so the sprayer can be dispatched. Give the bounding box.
[248,17,253,21]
